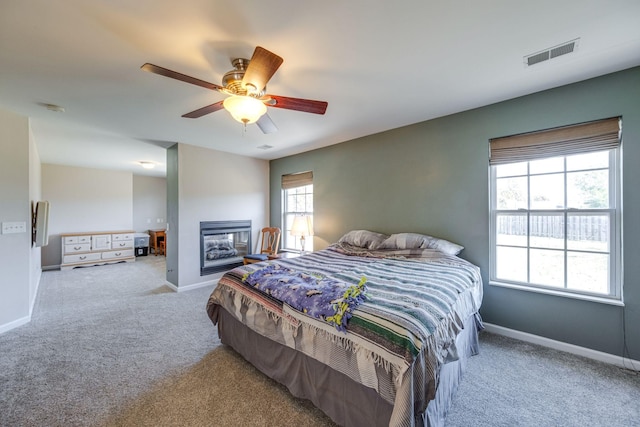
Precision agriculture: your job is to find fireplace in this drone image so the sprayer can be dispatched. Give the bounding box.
[200,220,251,275]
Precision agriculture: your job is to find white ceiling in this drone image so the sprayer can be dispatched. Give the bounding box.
[2,0,640,178]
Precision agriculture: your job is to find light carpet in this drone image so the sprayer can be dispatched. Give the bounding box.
[0,256,638,426]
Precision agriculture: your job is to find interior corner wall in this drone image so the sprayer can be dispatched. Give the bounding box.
[167,143,269,289]
[269,66,640,360]
[28,123,42,309]
[0,108,34,332]
[132,175,167,233]
[40,164,133,268]
[166,144,179,286]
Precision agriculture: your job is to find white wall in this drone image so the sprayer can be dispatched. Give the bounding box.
[41,164,133,268]
[132,175,166,233]
[168,143,269,289]
[0,108,39,333]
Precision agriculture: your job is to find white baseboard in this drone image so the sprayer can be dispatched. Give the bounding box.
[483,322,640,372]
[1,270,41,335]
[0,315,31,335]
[165,278,219,293]
[42,264,60,271]
[29,269,42,316]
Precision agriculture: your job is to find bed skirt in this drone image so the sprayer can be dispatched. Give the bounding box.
[216,308,481,427]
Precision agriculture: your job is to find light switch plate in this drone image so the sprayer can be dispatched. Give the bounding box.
[2,221,27,234]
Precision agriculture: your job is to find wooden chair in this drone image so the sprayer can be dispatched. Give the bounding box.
[243,227,281,264]
[149,229,166,256]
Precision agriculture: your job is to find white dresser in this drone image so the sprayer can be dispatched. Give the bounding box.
[60,231,135,270]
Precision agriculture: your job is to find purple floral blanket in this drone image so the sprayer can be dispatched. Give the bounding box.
[242,263,367,331]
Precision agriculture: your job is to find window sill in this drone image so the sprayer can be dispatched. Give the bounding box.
[489,281,624,306]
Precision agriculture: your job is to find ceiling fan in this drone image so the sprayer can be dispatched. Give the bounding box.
[141,46,328,134]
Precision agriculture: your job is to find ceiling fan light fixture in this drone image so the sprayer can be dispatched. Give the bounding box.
[223,95,267,124]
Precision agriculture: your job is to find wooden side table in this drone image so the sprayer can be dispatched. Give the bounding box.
[268,251,301,260]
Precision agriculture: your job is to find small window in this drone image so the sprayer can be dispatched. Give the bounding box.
[489,118,622,301]
[281,172,313,251]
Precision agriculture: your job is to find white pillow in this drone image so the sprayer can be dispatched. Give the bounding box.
[428,238,464,256]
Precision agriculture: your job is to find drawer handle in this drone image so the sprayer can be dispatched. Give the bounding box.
[74,246,81,250]
[119,243,126,247]
[79,256,86,260]
[115,252,121,256]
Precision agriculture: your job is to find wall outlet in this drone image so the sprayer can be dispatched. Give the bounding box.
[2,221,27,234]
[146,218,151,224]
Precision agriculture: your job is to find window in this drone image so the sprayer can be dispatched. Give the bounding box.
[282,171,313,251]
[489,118,622,301]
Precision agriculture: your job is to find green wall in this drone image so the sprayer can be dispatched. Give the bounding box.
[270,66,640,359]
[166,144,179,286]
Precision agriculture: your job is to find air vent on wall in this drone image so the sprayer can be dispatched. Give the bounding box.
[524,38,579,67]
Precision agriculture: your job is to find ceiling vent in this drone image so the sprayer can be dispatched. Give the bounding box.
[524,38,579,67]
[257,144,273,150]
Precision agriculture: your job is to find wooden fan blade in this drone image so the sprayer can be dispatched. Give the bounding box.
[256,113,278,134]
[267,95,328,115]
[242,47,283,94]
[141,63,223,92]
[182,101,225,118]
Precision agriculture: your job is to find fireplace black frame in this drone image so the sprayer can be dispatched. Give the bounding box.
[200,220,252,276]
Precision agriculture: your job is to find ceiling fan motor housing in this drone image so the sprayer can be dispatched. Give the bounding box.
[222,58,262,96]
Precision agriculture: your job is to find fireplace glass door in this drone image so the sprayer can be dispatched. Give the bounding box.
[200,220,251,275]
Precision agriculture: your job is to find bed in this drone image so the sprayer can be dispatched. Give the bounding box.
[206,230,483,427]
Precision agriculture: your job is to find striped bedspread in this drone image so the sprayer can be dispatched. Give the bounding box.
[207,244,483,426]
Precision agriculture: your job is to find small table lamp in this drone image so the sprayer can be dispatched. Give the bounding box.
[290,215,313,253]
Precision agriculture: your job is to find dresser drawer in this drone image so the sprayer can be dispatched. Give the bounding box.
[112,233,134,241]
[111,240,134,249]
[65,243,91,253]
[101,249,134,260]
[64,235,91,244]
[63,253,101,264]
